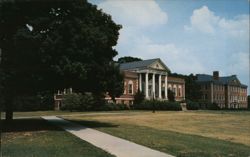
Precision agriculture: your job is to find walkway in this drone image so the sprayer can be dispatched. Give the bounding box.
[42,116,174,157]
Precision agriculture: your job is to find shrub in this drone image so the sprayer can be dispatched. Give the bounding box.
[61,93,95,111]
[186,100,199,110]
[207,102,220,110]
[134,100,182,111]
[134,91,145,105]
[167,89,175,102]
[94,103,129,111]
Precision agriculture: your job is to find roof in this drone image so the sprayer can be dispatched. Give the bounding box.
[196,74,247,88]
[168,76,185,83]
[119,58,170,72]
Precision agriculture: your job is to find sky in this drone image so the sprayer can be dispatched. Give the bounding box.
[89,0,250,93]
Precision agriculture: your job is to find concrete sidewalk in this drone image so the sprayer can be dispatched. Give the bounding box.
[42,116,174,157]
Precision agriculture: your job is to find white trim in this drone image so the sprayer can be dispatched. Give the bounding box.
[145,73,149,98]
[152,73,155,98]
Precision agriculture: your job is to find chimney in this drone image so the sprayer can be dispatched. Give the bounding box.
[213,71,219,80]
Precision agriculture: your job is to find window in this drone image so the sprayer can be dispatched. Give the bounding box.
[172,87,176,96]
[178,88,181,97]
[128,80,133,94]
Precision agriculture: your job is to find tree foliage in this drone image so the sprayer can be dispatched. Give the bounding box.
[134,90,145,105]
[248,95,250,109]
[117,56,142,64]
[0,0,122,119]
[169,73,202,101]
[105,62,124,101]
[167,89,175,102]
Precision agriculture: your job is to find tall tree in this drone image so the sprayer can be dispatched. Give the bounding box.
[105,62,124,102]
[0,0,121,120]
[169,73,202,101]
[248,95,250,109]
[117,56,142,64]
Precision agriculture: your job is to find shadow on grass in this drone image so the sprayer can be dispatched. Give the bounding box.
[1,118,119,133]
[69,119,119,128]
[1,118,61,133]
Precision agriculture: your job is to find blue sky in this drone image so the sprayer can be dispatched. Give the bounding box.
[89,0,250,93]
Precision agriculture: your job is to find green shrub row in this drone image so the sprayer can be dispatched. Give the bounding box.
[185,99,221,110]
[94,103,130,111]
[61,93,130,111]
[134,100,182,111]
[186,100,199,110]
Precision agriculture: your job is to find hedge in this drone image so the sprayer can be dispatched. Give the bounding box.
[186,100,199,110]
[134,100,182,111]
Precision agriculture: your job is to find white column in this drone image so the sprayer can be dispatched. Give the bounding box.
[159,74,162,99]
[139,73,142,92]
[145,73,149,98]
[152,73,155,98]
[165,75,168,100]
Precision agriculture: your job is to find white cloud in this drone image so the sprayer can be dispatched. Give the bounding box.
[98,0,168,27]
[185,5,249,39]
[128,37,205,74]
[226,52,249,74]
[218,15,249,38]
[188,6,219,34]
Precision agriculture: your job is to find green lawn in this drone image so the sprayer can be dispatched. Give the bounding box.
[1,110,134,119]
[63,111,250,157]
[1,118,114,157]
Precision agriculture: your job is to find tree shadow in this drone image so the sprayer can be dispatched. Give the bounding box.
[1,118,61,133]
[1,118,119,133]
[68,119,119,128]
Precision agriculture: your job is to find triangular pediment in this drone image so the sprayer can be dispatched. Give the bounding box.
[149,59,170,72]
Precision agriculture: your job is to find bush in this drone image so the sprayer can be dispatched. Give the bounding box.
[134,100,182,111]
[207,102,220,110]
[186,100,199,110]
[62,93,130,111]
[61,93,96,111]
[167,89,175,102]
[134,91,145,105]
[94,103,129,111]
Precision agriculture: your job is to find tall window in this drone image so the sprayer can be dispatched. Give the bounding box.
[128,80,133,94]
[178,87,182,97]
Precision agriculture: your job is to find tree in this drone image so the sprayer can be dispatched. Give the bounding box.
[169,73,202,101]
[0,0,121,120]
[105,62,124,102]
[167,89,175,102]
[134,90,145,105]
[117,56,142,64]
[248,95,250,109]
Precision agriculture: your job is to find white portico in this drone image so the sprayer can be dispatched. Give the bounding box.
[120,58,170,100]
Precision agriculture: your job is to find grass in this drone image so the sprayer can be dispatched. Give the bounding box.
[1,118,115,157]
[63,110,250,157]
[1,110,135,119]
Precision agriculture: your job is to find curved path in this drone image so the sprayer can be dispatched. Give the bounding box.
[42,116,174,157]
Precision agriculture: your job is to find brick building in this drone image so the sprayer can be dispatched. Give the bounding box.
[197,71,248,108]
[105,58,185,105]
[55,58,185,109]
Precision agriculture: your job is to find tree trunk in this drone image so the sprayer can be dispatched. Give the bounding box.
[5,97,13,121]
